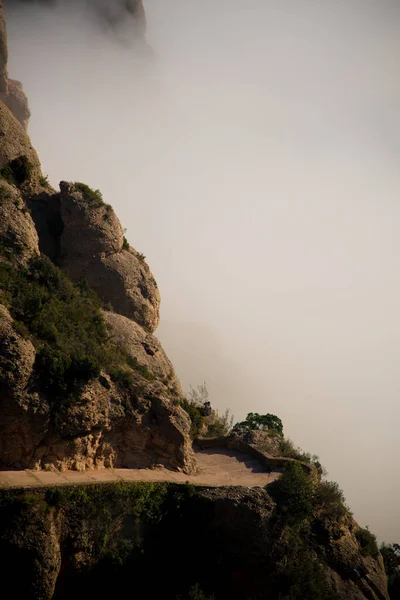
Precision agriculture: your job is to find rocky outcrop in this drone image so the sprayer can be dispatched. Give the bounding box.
[3,79,31,130]
[0,164,194,473]
[104,311,182,396]
[59,181,160,331]
[0,101,43,190]
[29,378,194,474]
[0,305,50,469]
[0,302,194,473]
[0,179,39,263]
[0,483,389,600]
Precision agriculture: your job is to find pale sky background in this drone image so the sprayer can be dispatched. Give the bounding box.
[4,0,400,542]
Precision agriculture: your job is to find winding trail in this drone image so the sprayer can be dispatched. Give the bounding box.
[0,448,280,489]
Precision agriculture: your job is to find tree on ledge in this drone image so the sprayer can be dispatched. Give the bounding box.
[232,412,283,436]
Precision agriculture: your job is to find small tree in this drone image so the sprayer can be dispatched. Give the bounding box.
[355,527,379,558]
[313,480,348,521]
[232,412,283,436]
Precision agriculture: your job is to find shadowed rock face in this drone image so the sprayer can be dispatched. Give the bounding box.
[0,484,390,600]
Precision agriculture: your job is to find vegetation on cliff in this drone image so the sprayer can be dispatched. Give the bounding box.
[0,154,32,187]
[0,476,387,600]
[178,382,234,439]
[0,254,159,399]
[381,543,400,599]
[232,412,284,436]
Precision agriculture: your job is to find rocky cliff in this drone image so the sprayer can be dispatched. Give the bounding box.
[0,1,194,474]
[0,483,390,600]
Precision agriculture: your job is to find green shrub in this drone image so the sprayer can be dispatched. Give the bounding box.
[74,182,104,207]
[313,481,348,521]
[179,397,204,439]
[205,408,234,437]
[1,155,32,187]
[0,256,106,397]
[109,367,134,389]
[180,383,234,438]
[268,462,314,524]
[233,412,283,436]
[0,256,156,399]
[271,529,341,600]
[126,355,155,381]
[277,440,325,475]
[122,236,129,250]
[355,527,379,557]
[279,439,313,464]
[381,543,400,599]
[39,175,50,188]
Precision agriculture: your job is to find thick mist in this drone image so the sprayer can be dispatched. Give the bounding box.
[4,0,400,541]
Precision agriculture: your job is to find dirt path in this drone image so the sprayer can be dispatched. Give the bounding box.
[0,448,280,489]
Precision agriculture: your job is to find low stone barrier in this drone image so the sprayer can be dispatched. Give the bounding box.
[195,434,318,481]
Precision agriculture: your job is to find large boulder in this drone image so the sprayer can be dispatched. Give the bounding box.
[3,79,31,130]
[29,376,195,474]
[0,100,42,189]
[104,310,183,397]
[59,181,160,331]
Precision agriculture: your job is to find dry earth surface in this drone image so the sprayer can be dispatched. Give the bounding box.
[0,447,280,488]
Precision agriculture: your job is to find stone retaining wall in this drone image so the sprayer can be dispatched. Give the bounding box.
[195,434,318,480]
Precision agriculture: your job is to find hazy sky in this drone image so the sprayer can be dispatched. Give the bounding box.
[4,0,400,541]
